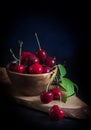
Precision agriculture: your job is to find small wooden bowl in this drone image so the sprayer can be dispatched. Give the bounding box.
[6,64,58,96]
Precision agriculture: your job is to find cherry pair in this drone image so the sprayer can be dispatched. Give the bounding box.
[40,88,62,104]
[49,105,64,120]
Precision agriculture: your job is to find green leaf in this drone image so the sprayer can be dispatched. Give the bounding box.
[60,77,77,97]
[58,81,66,91]
[57,64,67,78]
[56,64,79,103]
[60,89,68,103]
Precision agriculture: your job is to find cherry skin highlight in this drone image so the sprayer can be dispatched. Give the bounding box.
[28,63,43,74]
[42,66,51,73]
[50,88,62,100]
[35,49,47,63]
[45,57,56,68]
[12,64,26,73]
[40,91,53,104]
[49,105,64,120]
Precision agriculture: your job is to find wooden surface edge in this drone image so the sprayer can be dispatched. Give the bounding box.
[1,67,91,119]
[13,95,91,119]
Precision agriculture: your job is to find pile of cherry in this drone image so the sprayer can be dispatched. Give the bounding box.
[10,48,57,74]
[40,87,65,120]
[9,33,65,120]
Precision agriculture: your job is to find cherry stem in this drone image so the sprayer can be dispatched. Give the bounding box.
[35,32,41,50]
[50,65,57,71]
[52,65,59,84]
[10,48,19,61]
[46,77,52,92]
[18,40,23,65]
[46,65,58,91]
[46,71,56,92]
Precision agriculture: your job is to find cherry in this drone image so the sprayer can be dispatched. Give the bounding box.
[12,64,26,73]
[9,61,17,71]
[21,52,40,66]
[21,51,32,64]
[40,91,53,104]
[29,54,40,65]
[49,105,64,120]
[45,56,56,68]
[42,66,51,73]
[35,49,47,63]
[35,33,47,63]
[40,71,54,103]
[10,40,26,73]
[21,55,31,65]
[21,51,32,60]
[50,88,62,100]
[28,63,43,74]
[21,54,40,66]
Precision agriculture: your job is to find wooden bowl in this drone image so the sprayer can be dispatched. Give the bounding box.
[6,64,58,96]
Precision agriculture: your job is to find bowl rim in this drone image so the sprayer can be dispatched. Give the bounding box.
[6,63,57,77]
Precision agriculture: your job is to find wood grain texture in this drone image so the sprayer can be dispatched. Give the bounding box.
[14,95,91,119]
[0,67,91,119]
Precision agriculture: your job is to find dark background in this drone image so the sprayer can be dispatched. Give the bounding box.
[0,0,90,103]
[0,0,90,129]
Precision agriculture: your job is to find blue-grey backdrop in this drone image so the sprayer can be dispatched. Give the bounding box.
[0,1,90,103]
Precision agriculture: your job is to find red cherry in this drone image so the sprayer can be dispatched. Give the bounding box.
[9,61,17,71]
[13,64,26,73]
[50,88,62,100]
[40,91,53,104]
[29,54,40,65]
[21,51,32,60]
[21,52,33,65]
[21,54,39,66]
[42,66,51,73]
[28,63,43,74]
[35,33,47,63]
[35,49,47,63]
[49,105,64,120]
[45,57,56,68]
[21,55,30,65]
